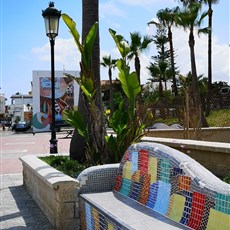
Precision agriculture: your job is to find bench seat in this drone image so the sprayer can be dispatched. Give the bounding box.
[80,191,189,229]
[78,142,230,230]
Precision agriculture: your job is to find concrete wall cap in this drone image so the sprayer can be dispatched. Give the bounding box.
[20,155,79,189]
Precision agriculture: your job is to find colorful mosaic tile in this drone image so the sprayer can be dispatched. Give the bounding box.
[80,143,230,230]
[167,194,186,222]
[178,176,191,191]
[215,193,230,215]
[120,178,131,196]
[160,158,171,183]
[153,181,171,215]
[146,182,159,209]
[206,208,230,230]
[148,156,157,183]
[187,192,206,229]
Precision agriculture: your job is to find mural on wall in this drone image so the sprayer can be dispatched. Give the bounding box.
[32,71,79,132]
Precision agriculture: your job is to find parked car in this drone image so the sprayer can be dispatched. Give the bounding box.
[14,121,31,132]
[220,86,230,96]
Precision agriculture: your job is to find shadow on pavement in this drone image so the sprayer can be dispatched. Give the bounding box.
[1,184,54,230]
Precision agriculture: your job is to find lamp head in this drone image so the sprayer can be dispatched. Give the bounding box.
[42,2,61,40]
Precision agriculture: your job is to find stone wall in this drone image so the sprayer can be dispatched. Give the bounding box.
[141,137,230,177]
[146,127,230,143]
[20,155,80,230]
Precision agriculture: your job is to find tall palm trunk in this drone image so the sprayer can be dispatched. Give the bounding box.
[206,2,213,115]
[108,68,114,116]
[70,0,105,162]
[189,29,208,127]
[168,28,178,96]
[135,56,141,85]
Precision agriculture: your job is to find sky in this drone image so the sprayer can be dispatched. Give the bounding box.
[0,0,229,102]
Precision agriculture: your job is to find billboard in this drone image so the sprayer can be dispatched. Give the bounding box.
[32,71,80,133]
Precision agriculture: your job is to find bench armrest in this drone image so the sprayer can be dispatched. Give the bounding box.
[77,163,120,194]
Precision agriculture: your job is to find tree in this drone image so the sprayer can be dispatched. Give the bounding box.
[147,60,168,97]
[101,55,117,116]
[149,7,179,96]
[127,32,153,84]
[107,29,146,162]
[203,0,219,115]
[151,26,170,91]
[176,2,209,127]
[68,0,103,162]
[180,0,220,115]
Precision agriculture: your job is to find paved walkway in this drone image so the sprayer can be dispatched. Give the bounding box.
[0,129,72,229]
[0,174,54,229]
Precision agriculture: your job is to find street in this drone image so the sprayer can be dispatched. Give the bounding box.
[0,129,71,174]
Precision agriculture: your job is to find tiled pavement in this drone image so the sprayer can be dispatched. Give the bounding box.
[0,174,54,230]
[0,129,72,229]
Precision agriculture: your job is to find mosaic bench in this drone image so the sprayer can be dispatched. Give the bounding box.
[78,142,230,230]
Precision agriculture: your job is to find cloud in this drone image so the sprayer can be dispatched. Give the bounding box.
[117,0,175,6]
[32,29,229,86]
[137,26,229,85]
[32,38,80,70]
[100,1,125,17]
[172,27,229,83]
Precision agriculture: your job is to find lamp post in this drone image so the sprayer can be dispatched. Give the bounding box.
[42,2,61,154]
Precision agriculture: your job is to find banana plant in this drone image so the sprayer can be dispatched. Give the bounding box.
[62,14,97,103]
[106,29,148,162]
[109,29,141,117]
[62,14,106,165]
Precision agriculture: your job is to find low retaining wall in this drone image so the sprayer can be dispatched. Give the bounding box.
[20,155,80,230]
[147,127,230,143]
[141,136,230,177]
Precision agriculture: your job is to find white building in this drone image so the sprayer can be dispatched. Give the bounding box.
[8,94,33,123]
[0,93,6,114]
[32,70,79,132]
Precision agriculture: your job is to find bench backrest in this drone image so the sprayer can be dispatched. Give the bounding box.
[114,142,230,230]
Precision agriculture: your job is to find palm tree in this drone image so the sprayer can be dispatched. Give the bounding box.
[176,2,209,127]
[180,0,220,115]
[101,55,117,116]
[149,7,179,96]
[151,26,170,90]
[147,61,169,97]
[69,0,102,162]
[127,32,153,84]
[203,0,219,115]
[126,32,152,118]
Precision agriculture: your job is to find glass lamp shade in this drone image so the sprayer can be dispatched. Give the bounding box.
[42,2,61,40]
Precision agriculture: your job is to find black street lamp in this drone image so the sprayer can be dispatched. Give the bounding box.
[42,2,61,154]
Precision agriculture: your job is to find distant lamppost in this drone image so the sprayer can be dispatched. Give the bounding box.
[42,2,61,154]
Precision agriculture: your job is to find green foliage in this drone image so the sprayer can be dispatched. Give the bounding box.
[109,29,130,58]
[116,59,141,115]
[63,110,88,138]
[62,13,98,103]
[62,14,149,164]
[106,108,145,162]
[106,29,147,162]
[223,175,230,184]
[62,14,98,72]
[206,109,230,127]
[39,156,85,178]
[62,13,106,166]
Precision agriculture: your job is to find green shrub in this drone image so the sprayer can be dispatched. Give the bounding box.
[39,156,85,178]
[223,175,230,184]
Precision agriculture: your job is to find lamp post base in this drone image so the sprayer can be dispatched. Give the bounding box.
[50,139,58,154]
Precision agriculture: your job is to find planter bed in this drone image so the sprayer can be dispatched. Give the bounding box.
[20,155,80,230]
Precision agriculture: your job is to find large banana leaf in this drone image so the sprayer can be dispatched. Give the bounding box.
[62,13,98,71]
[117,59,141,103]
[62,14,83,53]
[63,110,88,138]
[84,22,98,70]
[109,29,130,58]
